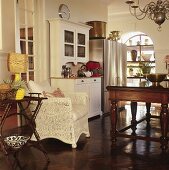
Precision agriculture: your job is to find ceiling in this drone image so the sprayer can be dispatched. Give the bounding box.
[98,0,131,16]
[100,0,152,16]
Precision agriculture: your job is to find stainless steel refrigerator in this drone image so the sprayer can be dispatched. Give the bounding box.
[89,39,127,113]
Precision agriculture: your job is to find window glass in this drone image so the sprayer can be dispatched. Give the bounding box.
[16,0,36,82]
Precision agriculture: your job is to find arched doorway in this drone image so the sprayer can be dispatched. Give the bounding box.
[121,32,155,83]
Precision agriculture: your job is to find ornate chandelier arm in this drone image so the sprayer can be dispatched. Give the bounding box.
[134,11,147,20]
[163,0,169,18]
[164,1,169,12]
[126,0,169,29]
[138,2,156,13]
[128,1,150,20]
[128,5,147,19]
[162,0,169,8]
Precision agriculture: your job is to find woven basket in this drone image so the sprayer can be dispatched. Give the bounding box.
[0,83,17,100]
[0,90,16,100]
[0,83,10,91]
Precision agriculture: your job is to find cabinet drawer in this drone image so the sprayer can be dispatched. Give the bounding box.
[75,78,90,85]
[90,78,101,83]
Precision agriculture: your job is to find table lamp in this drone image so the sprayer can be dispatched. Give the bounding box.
[7,52,28,100]
[7,52,28,81]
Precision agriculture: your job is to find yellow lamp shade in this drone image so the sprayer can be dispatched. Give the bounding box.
[7,52,28,74]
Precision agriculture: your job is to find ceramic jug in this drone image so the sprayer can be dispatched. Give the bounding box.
[84,71,93,77]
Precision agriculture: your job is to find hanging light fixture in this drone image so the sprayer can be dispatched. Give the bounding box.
[125,0,169,30]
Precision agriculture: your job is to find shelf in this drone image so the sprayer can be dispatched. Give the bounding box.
[127,44,153,47]
[127,66,155,68]
[127,61,155,63]
[127,46,154,52]
[126,34,155,77]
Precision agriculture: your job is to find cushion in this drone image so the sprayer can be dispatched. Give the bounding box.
[43,88,65,98]
[25,83,31,96]
[28,80,64,98]
[28,80,44,94]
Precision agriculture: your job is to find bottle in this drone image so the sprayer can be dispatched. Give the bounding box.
[61,65,68,78]
[67,67,72,78]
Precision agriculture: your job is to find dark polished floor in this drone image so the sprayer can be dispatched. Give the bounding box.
[1,103,169,170]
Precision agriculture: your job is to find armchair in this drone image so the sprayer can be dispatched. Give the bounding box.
[28,80,90,148]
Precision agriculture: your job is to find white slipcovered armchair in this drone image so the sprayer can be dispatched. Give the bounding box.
[28,80,90,148]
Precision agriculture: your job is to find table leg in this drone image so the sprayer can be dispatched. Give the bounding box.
[110,100,118,142]
[160,103,169,151]
[131,102,137,135]
[146,102,151,128]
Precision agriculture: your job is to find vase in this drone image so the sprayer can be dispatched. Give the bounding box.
[15,88,25,100]
[129,70,134,76]
[142,67,151,75]
[131,50,137,61]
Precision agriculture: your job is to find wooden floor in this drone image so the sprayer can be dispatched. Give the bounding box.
[1,103,169,170]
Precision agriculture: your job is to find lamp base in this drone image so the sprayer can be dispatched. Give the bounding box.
[15,88,25,100]
[14,73,21,81]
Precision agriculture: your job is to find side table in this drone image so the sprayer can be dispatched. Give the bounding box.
[0,94,50,169]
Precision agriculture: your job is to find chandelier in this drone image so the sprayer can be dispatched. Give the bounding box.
[125,0,169,30]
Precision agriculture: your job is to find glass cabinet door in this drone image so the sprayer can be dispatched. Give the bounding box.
[63,27,88,62]
[64,30,74,57]
[77,33,85,58]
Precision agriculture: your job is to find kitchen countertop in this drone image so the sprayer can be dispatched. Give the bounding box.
[50,77,102,79]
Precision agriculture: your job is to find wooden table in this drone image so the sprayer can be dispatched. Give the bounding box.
[106,81,169,151]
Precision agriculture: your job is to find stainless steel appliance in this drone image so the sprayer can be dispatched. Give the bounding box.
[89,39,127,113]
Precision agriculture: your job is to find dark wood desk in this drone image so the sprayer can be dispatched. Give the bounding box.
[107,81,169,151]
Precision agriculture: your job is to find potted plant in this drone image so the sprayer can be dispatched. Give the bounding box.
[3,79,26,100]
[139,62,151,75]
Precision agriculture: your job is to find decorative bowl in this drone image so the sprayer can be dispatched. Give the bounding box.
[142,54,152,61]
[145,73,167,85]
[4,135,30,149]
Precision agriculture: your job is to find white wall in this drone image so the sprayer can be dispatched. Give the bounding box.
[108,13,169,74]
[0,0,108,83]
[37,0,108,82]
[0,0,15,82]
[45,0,108,22]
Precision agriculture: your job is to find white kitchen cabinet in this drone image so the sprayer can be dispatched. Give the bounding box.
[48,18,91,77]
[50,77,102,118]
[90,79,102,118]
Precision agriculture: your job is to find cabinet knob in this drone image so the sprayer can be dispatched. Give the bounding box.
[94,79,96,81]
[81,80,84,82]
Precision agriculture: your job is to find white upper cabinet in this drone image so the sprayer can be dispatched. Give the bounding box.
[48,19,91,77]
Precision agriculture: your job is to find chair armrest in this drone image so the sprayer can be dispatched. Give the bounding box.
[36,97,74,120]
[43,97,71,107]
[64,92,88,105]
